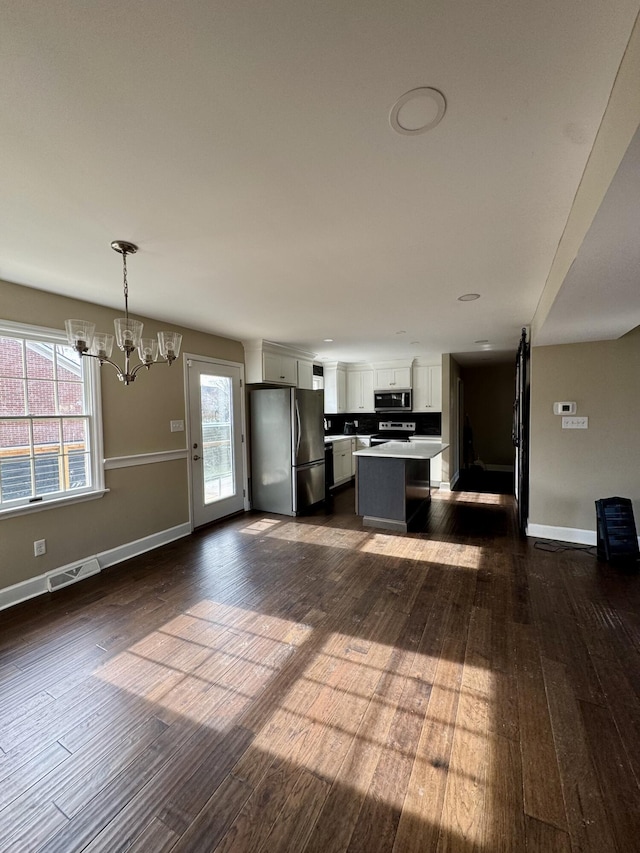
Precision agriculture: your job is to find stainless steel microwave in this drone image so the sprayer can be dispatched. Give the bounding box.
[374,389,412,412]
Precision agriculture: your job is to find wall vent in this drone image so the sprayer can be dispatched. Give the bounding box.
[46,558,101,592]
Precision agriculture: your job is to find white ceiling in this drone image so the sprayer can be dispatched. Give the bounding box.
[1,1,639,365]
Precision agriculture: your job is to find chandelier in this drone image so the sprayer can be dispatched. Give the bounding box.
[65,241,182,385]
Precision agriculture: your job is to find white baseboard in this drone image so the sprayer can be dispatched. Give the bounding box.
[99,523,191,568]
[0,576,47,613]
[439,470,459,493]
[527,522,640,549]
[0,522,191,612]
[526,523,596,546]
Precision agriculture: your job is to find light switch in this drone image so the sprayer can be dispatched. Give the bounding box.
[170,419,185,432]
[562,416,588,429]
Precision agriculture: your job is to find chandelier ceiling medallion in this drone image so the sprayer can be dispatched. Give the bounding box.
[65,241,182,385]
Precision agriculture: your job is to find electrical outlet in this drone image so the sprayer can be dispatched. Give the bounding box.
[34,539,47,557]
[562,416,588,429]
[170,419,185,432]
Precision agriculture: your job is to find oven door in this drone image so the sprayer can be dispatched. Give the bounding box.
[374,390,412,412]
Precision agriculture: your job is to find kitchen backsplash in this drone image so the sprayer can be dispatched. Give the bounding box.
[324,412,441,436]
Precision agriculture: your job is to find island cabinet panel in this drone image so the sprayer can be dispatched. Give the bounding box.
[356,455,431,532]
[347,369,374,412]
[412,364,442,411]
[357,457,407,521]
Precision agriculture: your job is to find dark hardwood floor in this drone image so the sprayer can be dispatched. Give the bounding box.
[1,485,639,852]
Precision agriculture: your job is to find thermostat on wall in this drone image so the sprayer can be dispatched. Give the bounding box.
[553,401,577,415]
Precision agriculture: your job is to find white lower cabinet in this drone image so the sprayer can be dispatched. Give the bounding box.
[354,437,371,474]
[332,438,355,486]
[409,437,442,485]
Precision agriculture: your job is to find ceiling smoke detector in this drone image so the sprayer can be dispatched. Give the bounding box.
[390,87,447,136]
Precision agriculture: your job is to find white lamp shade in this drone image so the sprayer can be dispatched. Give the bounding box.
[138,337,159,365]
[158,331,183,362]
[65,319,96,352]
[90,332,115,359]
[114,317,144,350]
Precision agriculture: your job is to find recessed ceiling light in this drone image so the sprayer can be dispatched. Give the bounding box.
[323,338,334,342]
[390,87,447,135]
[458,293,481,301]
[410,341,420,346]
[474,339,489,344]
[395,330,406,335]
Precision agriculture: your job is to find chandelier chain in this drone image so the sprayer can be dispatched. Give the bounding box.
[122,251,129,320]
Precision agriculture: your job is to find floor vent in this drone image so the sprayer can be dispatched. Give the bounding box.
[46,558,101,592]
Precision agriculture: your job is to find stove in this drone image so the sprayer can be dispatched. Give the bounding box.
[370,421,416,446]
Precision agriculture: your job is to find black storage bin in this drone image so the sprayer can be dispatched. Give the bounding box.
[595,497,639,563]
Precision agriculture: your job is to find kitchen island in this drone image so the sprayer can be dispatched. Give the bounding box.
[353,441,448,532]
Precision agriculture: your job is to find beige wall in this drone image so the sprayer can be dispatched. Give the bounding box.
[529,326,640,533]
[461,362,515,468]
[0,278,244,590]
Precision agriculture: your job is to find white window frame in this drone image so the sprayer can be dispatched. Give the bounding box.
[0,319,106,519]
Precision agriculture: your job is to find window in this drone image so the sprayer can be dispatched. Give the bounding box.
[0,320,104,515]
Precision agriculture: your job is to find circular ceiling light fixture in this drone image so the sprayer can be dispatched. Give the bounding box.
[323,338,334,342]
[390,87,447,136]
[395,330,406,335]
[458,293,481,302]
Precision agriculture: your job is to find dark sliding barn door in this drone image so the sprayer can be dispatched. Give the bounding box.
[513,327,530,536]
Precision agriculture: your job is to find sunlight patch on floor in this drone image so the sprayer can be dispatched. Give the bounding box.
[361,534,484,569]
[94,593,494,838]
[94,601,303,709]
[258,521,370,550]
[242,518,487,571]
[240,518,283,535]
[447,492,505,506]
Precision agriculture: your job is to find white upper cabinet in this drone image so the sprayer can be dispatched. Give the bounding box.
[412,364,442,411]
[244,340,315,387]
[262,351,297,385]
[373,364,412,390]
[324,363,347,413]
[347,369,374,412]
[296,359,314,390]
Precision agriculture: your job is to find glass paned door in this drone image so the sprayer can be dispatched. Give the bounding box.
[201,374,234,503]
[188,358,245,527]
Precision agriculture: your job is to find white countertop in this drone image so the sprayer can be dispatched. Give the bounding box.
[325,434,371,442]
[353,441,448,460]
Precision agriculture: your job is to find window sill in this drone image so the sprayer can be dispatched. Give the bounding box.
[0,489,109,520]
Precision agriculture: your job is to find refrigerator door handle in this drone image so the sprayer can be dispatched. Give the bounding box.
[295,398,302,457]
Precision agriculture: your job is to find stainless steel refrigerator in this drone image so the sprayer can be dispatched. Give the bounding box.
[250,387,325,515]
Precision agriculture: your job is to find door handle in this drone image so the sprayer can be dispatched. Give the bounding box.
[193,454,202,461]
